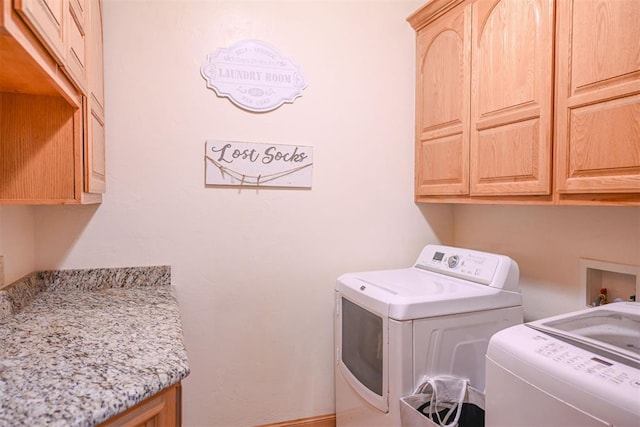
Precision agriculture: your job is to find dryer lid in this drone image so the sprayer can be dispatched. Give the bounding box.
[527,302,640,366]
[337,267,522,320]
[335,245,522,321]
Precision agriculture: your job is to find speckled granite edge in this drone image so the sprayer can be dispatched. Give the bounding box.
[42,265,171,291]
[0,273,46,318]
[0,266,170,320]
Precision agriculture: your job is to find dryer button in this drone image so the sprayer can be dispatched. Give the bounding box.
[447,255,460,268]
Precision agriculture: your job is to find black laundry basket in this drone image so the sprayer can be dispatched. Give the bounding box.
[415,401,485,427]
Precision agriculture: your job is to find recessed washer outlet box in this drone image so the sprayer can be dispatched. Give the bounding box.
[579,258,640,307]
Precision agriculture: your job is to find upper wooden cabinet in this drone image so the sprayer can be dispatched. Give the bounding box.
[470,0,553,197]
[554,0,640,202]
[414,1,471,196]
[85,0,105,194]
[14,0,66,65]
[409,0,639,205]
[0,0,104,204]
[65,0,89,92]
[15,0,88,91]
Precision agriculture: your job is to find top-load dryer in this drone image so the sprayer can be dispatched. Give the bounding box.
[335,244,523,426]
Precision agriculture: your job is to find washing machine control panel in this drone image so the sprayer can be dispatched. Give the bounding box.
[533,338,639,386]
[512,330,640,405]
[415,245,501,285]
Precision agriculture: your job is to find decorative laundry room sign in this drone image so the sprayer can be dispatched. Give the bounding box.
[201,39,307,112]
[205,140,313,188]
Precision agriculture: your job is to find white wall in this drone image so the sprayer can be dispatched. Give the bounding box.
[454,205,640,321]
[0,206,36,285]
[32,1,451,426]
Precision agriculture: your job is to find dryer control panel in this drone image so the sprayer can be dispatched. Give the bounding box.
[415,245,501,285]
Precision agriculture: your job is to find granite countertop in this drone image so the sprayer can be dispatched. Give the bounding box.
[0,266,190,427]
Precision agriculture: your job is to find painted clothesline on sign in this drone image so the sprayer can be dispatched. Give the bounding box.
[205,156,313,187]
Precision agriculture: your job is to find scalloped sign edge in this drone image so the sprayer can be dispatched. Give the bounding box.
[201,39,307,113]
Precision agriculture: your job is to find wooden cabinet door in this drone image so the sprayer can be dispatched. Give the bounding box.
[555,0,640,195]
[64,0,88,92]
[15,0,66,65]
[470,0,554,196]
[99,383,181,427]
[88,0,104,110]
[414,2,471,196]
[84,0,105,194]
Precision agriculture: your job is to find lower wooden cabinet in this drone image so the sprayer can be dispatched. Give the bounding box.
[99,383,182,427]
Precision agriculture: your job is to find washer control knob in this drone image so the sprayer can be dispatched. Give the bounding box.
[447,255,460,268]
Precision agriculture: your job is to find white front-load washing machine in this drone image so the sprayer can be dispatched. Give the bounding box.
[485,301,640,427]
[334,244,523,426]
